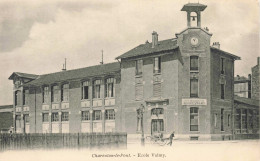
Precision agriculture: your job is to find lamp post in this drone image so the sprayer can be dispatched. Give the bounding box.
[137,104,145,146]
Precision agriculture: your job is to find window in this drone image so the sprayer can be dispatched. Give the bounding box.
[105,78,114,98]
[228,114,231,127]
[42,113,49,122]
[154,57,161,73]
[221,109,224,131]
[241,109,247,132]
[15,91,18,106]
[61,84,69,102]
[81,111,90,121]
[43,86,49,103]
[135,59,143,75]
[220,57,225,74]
[221,84,225,99]
[61,112,69,122]
[151,108,164,116]
[24,114,29,123]
[51,85,59,102]
[190,56,199,71]
[190,78,198,97]
[93,80,101,99]
[153,83,161,97]
[81,81,89,100]
[15,115,21,129]
[51,113,59,122]
[105,109,115,120]
[190,107,199,131]
[151,119,164,132]
[93,110,102,120]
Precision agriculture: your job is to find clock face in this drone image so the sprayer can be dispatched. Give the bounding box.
[191,37,199,46]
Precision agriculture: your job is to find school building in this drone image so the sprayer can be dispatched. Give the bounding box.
[8,3,259,140]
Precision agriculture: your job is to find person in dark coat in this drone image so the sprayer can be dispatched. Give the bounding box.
[168,131,175,146]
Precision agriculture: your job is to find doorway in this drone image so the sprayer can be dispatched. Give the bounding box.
[151,119,164,135]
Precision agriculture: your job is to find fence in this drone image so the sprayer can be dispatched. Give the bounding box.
[0,132,127,151]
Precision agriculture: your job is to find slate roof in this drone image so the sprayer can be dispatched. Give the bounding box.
[116,38,178,59]
[210,47,241,60]
[24,62,120,86]
[234,96,260,107]
[8,72,39,80]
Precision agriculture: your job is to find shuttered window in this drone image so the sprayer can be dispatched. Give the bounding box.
[135,85,143,100]
[153,83,161,97]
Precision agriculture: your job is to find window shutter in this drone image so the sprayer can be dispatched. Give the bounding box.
[153,83,161,97]
[135,85,143,100]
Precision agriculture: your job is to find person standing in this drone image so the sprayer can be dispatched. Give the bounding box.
[168,131,175,146]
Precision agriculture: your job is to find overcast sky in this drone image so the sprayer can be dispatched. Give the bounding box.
[0,0,259,105]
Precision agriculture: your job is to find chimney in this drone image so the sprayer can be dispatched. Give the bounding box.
[248,74,251,80]
[212,42,220,49]
[257,57,260,65]
[152,31,158,48]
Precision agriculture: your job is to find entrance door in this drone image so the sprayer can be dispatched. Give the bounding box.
[151,119,164,135]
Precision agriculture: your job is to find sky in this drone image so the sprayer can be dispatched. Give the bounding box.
[0,0,259,105]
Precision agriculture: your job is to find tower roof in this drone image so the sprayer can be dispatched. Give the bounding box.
[181,3,207,12]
